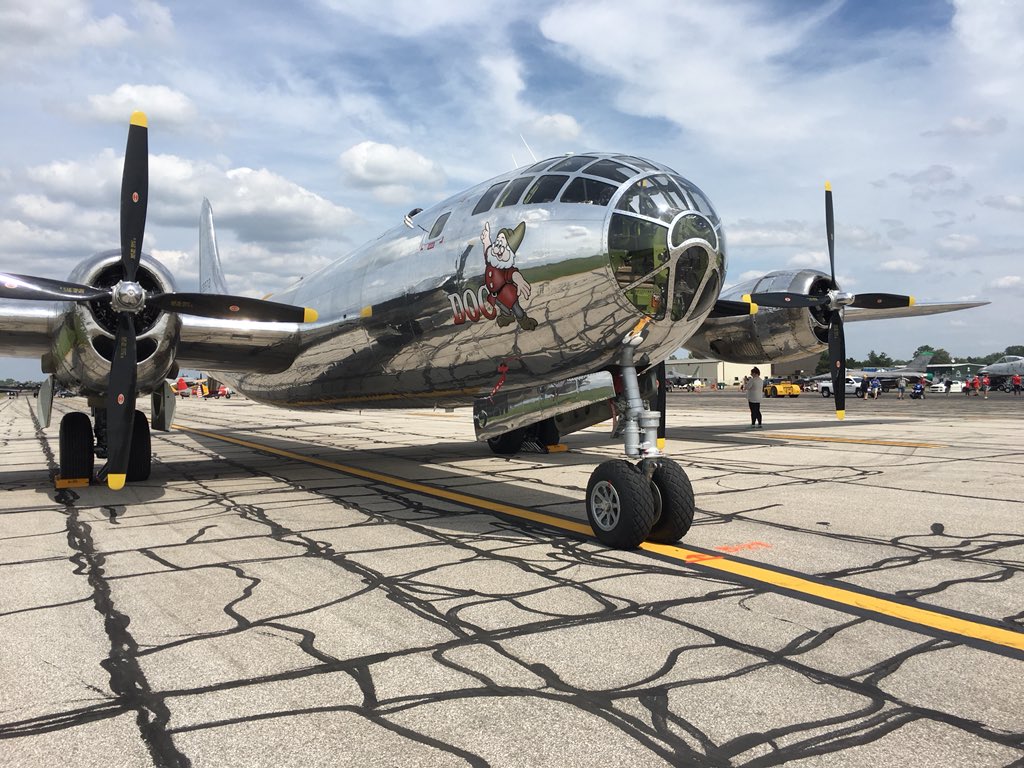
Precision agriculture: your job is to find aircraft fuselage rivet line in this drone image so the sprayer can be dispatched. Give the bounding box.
[172,424,1024,657]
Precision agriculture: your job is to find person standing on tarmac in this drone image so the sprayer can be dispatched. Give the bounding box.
[1013,372,1022,397]
[745,367,764,428]
[896,374,908,400]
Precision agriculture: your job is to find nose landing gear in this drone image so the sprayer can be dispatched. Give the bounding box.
[584,327,695,549]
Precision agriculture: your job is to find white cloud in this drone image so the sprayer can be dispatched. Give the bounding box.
[0,0,129,70]
[880,259,923,274]
[935,233,979,253]
[989,275,1021,290]
[980,194,1024,212]
[88,84,196,126]
[922,115,1006,137]
[338,142,444,203]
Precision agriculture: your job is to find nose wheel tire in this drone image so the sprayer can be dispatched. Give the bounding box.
[586,460,656,549]
[59,412,95,481]
[646,458,695,543]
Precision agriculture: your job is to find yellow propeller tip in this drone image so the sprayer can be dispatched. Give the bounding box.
[108,474,127,490]
[741,293,752,303]
[303,308,318,323]
[908,296,915,306]
[130,111,148,128]
[836,410,845,421]
[360,305,373,318]
[825,180,832,191]
[749,302,759,314]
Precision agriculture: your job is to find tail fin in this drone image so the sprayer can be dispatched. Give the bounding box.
[905,350,934,371]
[199,198,230,294]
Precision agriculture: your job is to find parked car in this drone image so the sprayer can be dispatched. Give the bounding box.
[929,380,963,393]
[819,376,860,398]
[763,378,801,397]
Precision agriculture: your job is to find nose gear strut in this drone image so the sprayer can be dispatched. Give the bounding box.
[584,321,696,549]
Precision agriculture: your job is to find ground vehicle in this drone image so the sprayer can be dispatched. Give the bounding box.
[820,376,860,398]
[929,380,963,394]
[763,378,801,397]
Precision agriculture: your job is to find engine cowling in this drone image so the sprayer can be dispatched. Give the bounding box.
[684,269,833,363]
[48,250,181,396]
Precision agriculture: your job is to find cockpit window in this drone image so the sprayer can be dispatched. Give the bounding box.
[674,176,719,222]
[609,214,670,319]
[521,157,558,174]
[472,181,509,215]
[548,155,597,173]
[523,174,570,204]
[560,177,617,206]
[584,158,639,183]
[496,176,533,208]
[617,176,689,224]
[613,155,659,172]
[427,212,450,240]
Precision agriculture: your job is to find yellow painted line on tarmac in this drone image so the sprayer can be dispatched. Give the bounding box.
[640,542,1024,654]
[174,424,1022,655]
[173,425,592,536]
[758,433,944,449]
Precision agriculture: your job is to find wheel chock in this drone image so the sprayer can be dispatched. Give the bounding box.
[546,444,569,453]
[55,475,91,489]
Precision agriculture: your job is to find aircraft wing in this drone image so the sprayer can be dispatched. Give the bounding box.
[0,301,56,358]
[843,300,988,322]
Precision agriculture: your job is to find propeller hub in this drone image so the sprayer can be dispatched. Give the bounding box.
[831,291,855,308]
[111,280,146,312]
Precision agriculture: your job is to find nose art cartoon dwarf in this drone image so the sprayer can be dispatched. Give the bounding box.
[481,220,537,331]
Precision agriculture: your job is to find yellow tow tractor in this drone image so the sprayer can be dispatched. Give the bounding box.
[763,378,801,398]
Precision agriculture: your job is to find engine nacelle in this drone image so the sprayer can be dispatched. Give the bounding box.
[684,270,832,364]
[49,250,181,396]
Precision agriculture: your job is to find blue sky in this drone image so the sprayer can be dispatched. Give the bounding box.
[1,0,1021,379]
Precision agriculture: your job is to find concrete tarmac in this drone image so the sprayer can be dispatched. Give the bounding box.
[0,389,1021,767]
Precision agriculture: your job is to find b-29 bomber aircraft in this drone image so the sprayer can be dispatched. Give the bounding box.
[0,113,986,549]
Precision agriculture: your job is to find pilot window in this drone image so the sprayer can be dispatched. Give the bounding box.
[560,177,617,206]
[472,182,509,215]
[613,155,659,172]
[674,176,719,222]
[521,157,558,174]
[548,155,596,173]
[584,159,637,183]
[496,176,533,208]
[427,212,451,240]
[523,174,570,204]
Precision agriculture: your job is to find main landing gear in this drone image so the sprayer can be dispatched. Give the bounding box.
[584,328,695,550]
[58,406,152,485]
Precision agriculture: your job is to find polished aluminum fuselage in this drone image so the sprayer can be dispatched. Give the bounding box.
[222,157,726,409]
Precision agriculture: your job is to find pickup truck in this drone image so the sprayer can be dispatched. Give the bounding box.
[819,376,860,398]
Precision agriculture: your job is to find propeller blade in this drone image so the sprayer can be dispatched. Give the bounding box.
[148,293,318,323]
[825,181,836,285]
[656,361,667,451]
[0,272,109,302]
[709,299,758,318]
[850,293,915,310]
[827,309,846,420]
[120,112,148,283]
[745,292,828,309]
[105,313,138,490]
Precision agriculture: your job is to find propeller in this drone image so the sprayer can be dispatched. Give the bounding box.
[743,182,915,420]
[6,111,319,488]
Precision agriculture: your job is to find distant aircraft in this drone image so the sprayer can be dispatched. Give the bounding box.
[980,355,1024,384]
[810,350,936,392]
[0,113,987,548]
